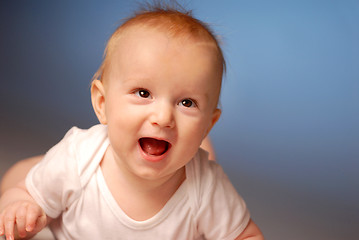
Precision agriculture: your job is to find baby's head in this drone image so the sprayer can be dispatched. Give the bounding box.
[91,2,225,179]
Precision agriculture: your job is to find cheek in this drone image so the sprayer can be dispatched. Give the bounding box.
[105,104,144,143]
[106,97,142,124]
[175,129,205,164]
[106,110,142,160]
[177,117,209,148]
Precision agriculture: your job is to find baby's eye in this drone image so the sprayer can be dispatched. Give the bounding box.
[135,89,151,98]
[180,99,197,108]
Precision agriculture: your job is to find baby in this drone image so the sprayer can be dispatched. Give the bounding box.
[0,2,263,240]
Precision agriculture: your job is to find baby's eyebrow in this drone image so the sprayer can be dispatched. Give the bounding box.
[123,77,151,85]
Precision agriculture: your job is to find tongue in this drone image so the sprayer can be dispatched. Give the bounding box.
[140,138,168,156]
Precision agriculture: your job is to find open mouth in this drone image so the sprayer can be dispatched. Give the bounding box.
[139,137,171,156]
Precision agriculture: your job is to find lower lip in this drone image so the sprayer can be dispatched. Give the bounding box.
[137,142,169,163]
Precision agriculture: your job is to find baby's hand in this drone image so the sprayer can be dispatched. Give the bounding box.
[0,200,47,240]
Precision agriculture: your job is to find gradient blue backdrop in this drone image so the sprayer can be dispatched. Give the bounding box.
[0,1,358,239]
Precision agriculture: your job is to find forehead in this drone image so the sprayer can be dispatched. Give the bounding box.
[110,26,221,78]
[111,25,222,69]
[107,26,222,102]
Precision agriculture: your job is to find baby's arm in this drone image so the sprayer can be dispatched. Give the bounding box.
[0,180,50,240]
[234,219,264,240]
[1,156,42,195]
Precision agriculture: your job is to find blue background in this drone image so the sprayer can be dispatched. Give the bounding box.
[0,1,358,239]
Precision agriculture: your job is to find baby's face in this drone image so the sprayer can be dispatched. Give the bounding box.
[96,26,222,180]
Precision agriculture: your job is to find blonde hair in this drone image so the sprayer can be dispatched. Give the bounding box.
[92,1,226,83]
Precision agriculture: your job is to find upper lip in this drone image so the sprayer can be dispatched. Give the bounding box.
[138,137,172,148]
[139,134,173,145]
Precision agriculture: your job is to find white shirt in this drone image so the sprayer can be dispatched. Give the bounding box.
[26,124,250,240]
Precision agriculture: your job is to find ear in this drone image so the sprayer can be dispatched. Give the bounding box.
[204,108,221,137]
[91,80,107,124]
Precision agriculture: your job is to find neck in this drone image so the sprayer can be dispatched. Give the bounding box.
[100,147,186,221]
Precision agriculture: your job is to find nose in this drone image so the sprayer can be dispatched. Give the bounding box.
[150,101,175,129]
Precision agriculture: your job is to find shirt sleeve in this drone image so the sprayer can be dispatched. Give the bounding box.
[25,127,82,219]
[194,154,250,240]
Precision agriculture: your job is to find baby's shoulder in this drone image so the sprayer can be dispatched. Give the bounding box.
[66,124,107,149]
[44,124,109,186]
[186,149,225,200]
[188,148,223,181]
[68,124,109,182]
